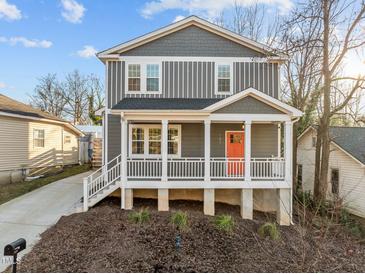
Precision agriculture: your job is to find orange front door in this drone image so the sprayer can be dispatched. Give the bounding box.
[226,131,244,175]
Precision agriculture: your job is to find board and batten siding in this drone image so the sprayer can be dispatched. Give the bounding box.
[297,129,365,218]
[106,60,279,108]
[0,116,79,172]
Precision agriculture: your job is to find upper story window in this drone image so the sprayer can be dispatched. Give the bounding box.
[33,129,45,148]
[215,63,232,95]
[126,63,161,94]
[128,64,141,91]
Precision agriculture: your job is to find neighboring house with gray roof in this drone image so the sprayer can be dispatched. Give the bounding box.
[0,94,84,184]
[83,16,303,226]
[297,126,365,218]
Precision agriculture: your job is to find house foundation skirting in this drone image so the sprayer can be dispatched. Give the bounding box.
[112,188,291,225]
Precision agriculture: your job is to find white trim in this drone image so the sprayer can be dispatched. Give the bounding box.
[215,62,233,95]
[0,111,83,136]
[210,114,291,122]
[124,61,163,95]
[124,180,291,189]
[97,16,286,59]
[205,87,303,117]
[119,56,280,63]
[204,120,211,183]
[244,121,252,181]
[128,123,181,158]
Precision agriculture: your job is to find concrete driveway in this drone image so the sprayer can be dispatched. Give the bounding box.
[0,171,91,272]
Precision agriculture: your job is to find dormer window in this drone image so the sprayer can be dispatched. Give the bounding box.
[215,63,233,95]
[126,62,161,94]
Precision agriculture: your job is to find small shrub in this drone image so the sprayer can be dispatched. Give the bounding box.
[128,208,150,224]
[258,222,280,240]
[214,214,235,233]
[171,211,188,231]
[340,209,365,238]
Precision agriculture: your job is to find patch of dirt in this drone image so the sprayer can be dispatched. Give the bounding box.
[18,198,365,272]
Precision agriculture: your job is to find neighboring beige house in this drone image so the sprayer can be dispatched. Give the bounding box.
[297,126,365,218]
[0,94,84,184]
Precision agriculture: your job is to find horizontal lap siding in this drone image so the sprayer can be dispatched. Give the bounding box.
[0,116,79,171]
[107,61,279,107]
[298,130,365,218]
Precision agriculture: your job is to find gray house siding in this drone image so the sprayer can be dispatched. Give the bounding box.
[107,61,279,108]
[121,26,265,57]
[213,96,284,114]
[107,114,121,161]
[107,119,278,160]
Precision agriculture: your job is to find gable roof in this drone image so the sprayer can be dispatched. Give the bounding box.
[204,88,303,117]
[299,126,365,166]
[0,93,83,136]
[97,16,286,60]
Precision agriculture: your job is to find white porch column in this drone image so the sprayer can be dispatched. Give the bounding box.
[283,120,293,224]
[161,119,168,182]
[244,120,252,181]
[204,120,211,183]
[120,118,128,209]
[284,121,293,183]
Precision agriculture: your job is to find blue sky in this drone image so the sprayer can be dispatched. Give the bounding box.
[0,0,294,103]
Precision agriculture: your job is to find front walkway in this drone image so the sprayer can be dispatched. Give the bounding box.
[0,171,91,272]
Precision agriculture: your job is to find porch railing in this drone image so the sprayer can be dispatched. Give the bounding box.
[124,157,285,180]
[251,158,285,179]
[168,157,205,179]
[210,158,245,179]
[127,157,162,179]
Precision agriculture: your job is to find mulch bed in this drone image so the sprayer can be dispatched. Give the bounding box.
[18,198,365,272]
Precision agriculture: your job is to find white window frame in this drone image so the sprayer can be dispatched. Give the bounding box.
[215,62,233,95]
[33,129,45,148]
[125,62,162,95]
[128,124,181,158]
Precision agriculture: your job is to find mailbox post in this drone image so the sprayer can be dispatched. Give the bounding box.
[4,238,26,273]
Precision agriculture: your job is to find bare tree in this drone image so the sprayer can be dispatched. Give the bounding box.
[62,70,90,125]
[313,0,365,202]
[87,74,104,125]
[30,74,66,117]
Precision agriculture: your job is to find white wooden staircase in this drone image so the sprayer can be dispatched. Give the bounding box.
[83,155,121,211]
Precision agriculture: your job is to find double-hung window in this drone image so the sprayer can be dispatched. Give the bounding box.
[216,63,232,94]
[129,125,180,157]
[126,63,161,94]
[33,129,45,148]
[128,64,141,91]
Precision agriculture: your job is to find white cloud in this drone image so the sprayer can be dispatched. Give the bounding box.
[0,0,22,21]
[0,36,53,48]
[60,0,85,23]
[0,82,6,89]
[77,45,97,58]
[141,0,293,19]
[172,15,185,23]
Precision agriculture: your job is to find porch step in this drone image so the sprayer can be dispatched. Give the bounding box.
[88,180,120,207]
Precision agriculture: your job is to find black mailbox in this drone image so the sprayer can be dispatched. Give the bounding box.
[4,238,26,256]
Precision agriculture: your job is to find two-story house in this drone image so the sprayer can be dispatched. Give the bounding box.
[83,16,302,225]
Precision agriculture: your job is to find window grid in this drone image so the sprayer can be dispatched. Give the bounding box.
[217,64,231,93]
[128,64,141,91]
[33,129,45,148]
